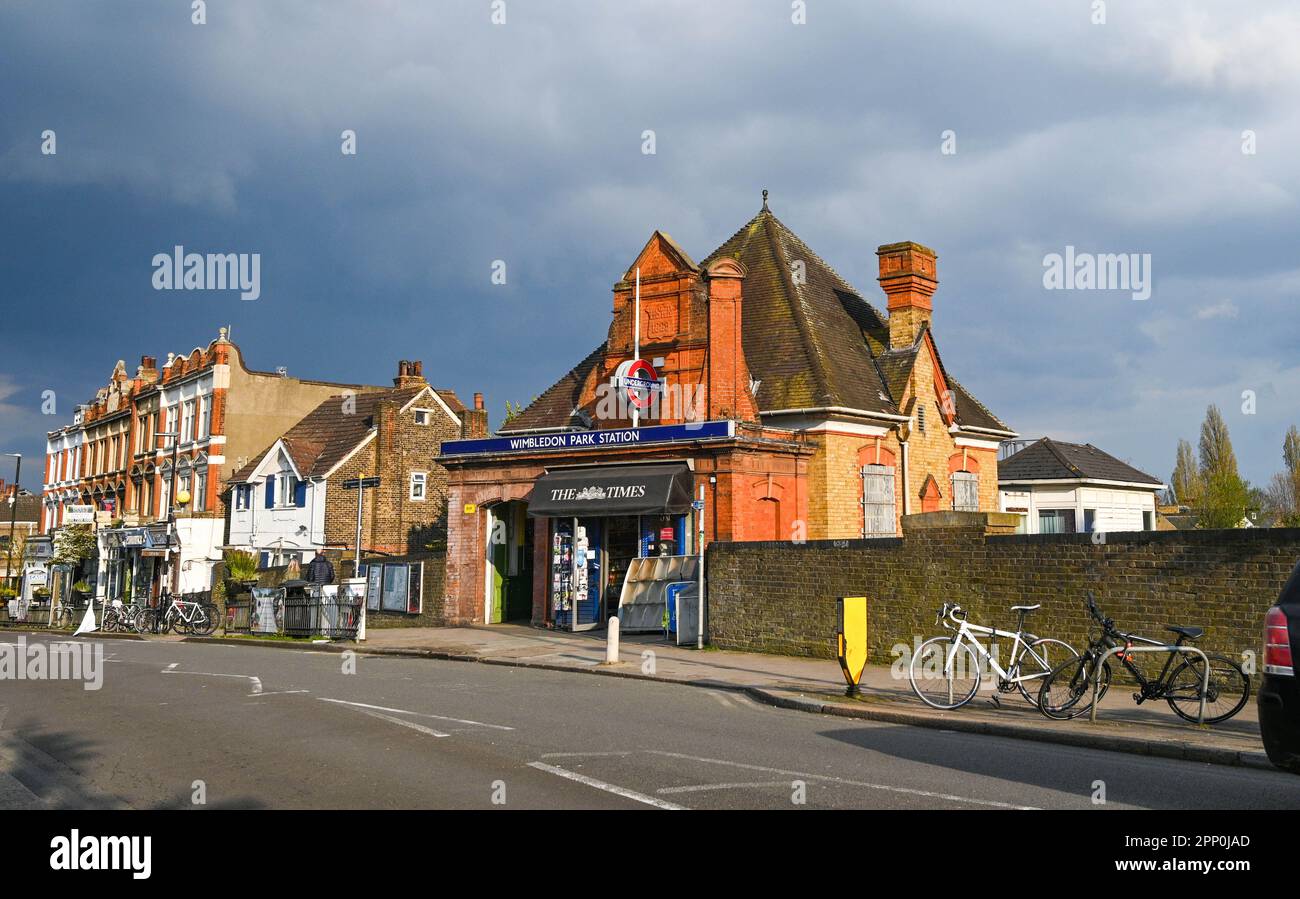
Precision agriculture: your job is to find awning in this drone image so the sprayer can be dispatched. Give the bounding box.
[527,464,694,518]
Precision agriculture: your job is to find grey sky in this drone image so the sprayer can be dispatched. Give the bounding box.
[2,0,1297,491]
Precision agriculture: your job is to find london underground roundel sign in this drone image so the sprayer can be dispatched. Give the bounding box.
[616,358,659,410]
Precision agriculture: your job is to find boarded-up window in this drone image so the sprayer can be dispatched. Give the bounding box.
[861,464,896,537]
[952,471,979,512]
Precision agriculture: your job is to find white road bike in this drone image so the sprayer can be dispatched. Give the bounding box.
[908,602,1078,710]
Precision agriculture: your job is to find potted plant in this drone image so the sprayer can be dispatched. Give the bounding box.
[223,550,259,594]
[72,581,91,603]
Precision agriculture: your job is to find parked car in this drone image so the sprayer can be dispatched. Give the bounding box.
[1259,560,1300,772]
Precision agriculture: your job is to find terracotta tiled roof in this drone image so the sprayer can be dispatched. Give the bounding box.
[231,385,441,482]
[999,438,1162,485]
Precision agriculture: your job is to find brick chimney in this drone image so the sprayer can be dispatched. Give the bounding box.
[878,241,938,349]
[393,359,426,388]
[464,392,488,438]
[705,258,758,422]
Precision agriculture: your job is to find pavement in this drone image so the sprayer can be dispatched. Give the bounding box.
[2,631,1297,810]
[188,622,1272,770]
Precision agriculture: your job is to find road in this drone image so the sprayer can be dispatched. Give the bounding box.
[1,632,1298,810]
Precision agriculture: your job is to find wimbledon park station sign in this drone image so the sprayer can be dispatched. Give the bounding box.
[440,420,735,457]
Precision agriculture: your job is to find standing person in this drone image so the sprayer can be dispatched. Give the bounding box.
[306,551,335,585]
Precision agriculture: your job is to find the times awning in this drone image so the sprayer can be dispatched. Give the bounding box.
[526,464,694,518]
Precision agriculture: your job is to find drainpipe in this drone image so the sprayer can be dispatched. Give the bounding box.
[900,436,911,517]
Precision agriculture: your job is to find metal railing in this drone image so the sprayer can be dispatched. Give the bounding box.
[225,586,362,640]
[1089,643,1210,725]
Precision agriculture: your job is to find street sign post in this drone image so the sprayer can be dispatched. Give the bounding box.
[341,476,380,642]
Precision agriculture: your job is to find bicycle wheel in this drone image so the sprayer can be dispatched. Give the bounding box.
[135,608,156,634]
[1013,638,1079,707]
[1166,653,1251,724]
[102,608,120,632]
[1039,654,1111,720]
[909,636,981,710]
[191,604,217,637]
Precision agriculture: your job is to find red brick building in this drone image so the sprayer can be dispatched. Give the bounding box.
[439,198,1015,628]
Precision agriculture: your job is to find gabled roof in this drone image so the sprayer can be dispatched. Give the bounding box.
[998,438,1163,486]
[702,206,895,413]
[231,384,447,483]
[509,202,1010,434]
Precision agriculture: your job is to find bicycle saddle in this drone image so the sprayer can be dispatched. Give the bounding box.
[1166,625,1204,640]
[1010,604,1040,612]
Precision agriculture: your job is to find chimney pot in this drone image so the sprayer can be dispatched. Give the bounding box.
[473,392,484,411]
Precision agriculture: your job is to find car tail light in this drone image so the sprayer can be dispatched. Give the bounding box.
[1264,606,1294,676]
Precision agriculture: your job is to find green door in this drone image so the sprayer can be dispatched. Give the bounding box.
[490,513,508,624]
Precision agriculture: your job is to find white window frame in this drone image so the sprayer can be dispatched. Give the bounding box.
[197,395,211,439]
[181,400,196,443]
[409,471,428,501]
[412,408,433,426]
[277,471,297,508]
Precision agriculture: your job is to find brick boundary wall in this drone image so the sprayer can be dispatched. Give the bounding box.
[706,513,1300,682]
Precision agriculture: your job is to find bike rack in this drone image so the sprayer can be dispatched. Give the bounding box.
[1088,644,1210,725]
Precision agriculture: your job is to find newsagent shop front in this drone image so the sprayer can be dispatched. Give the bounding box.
[438,421,811,629]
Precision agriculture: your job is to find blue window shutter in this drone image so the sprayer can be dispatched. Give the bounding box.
[258,552,269,569]
[265,477,275,508]
[294,478,307,507]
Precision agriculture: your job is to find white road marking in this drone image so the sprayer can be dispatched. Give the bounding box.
[354,708,449,738]
[161,669,262,693]
[248,690,310,698]
[644,750,1038,810]
[527,762,687,810]
[166,663,178,670]
[658,781,794,795]
[706,691,734,709]
[541,751,634,759]
[316,698,513,731]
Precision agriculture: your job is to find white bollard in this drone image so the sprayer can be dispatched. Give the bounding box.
[606,615,620,664]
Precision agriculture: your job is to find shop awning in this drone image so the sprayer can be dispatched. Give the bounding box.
[526,464,694,518]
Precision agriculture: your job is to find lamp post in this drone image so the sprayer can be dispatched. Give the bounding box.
[155,432,180,631]
[2,453,20,596]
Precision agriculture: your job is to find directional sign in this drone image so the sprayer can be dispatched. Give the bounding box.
[342,477,381,490]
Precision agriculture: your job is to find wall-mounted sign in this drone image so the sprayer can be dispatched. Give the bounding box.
[464,503,477,514]
[63,505,94,524]
[441,420,734,457]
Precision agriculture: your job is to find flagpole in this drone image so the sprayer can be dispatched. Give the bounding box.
[632,267,640,428]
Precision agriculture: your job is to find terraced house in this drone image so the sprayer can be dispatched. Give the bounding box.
[439,196,1016,628]
[42,329,386,601]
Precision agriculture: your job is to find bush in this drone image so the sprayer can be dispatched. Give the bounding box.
[224,550,259,582]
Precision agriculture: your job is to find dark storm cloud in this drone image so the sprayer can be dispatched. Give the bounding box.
[2,0,1298,489]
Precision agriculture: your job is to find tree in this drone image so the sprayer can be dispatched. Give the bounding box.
[1263,471,1300,527]
[52,525,96,568]
[1198,404,1238,478]
[1199,468,1250,529]
[1195,405,1249,529]
[1285,425,1300,474]
[1170,439,1201,505]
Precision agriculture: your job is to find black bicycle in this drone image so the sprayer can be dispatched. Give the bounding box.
[1038,593,1250,724]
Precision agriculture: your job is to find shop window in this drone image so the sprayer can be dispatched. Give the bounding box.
[861,464,896,537]
[951,471,979,512]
